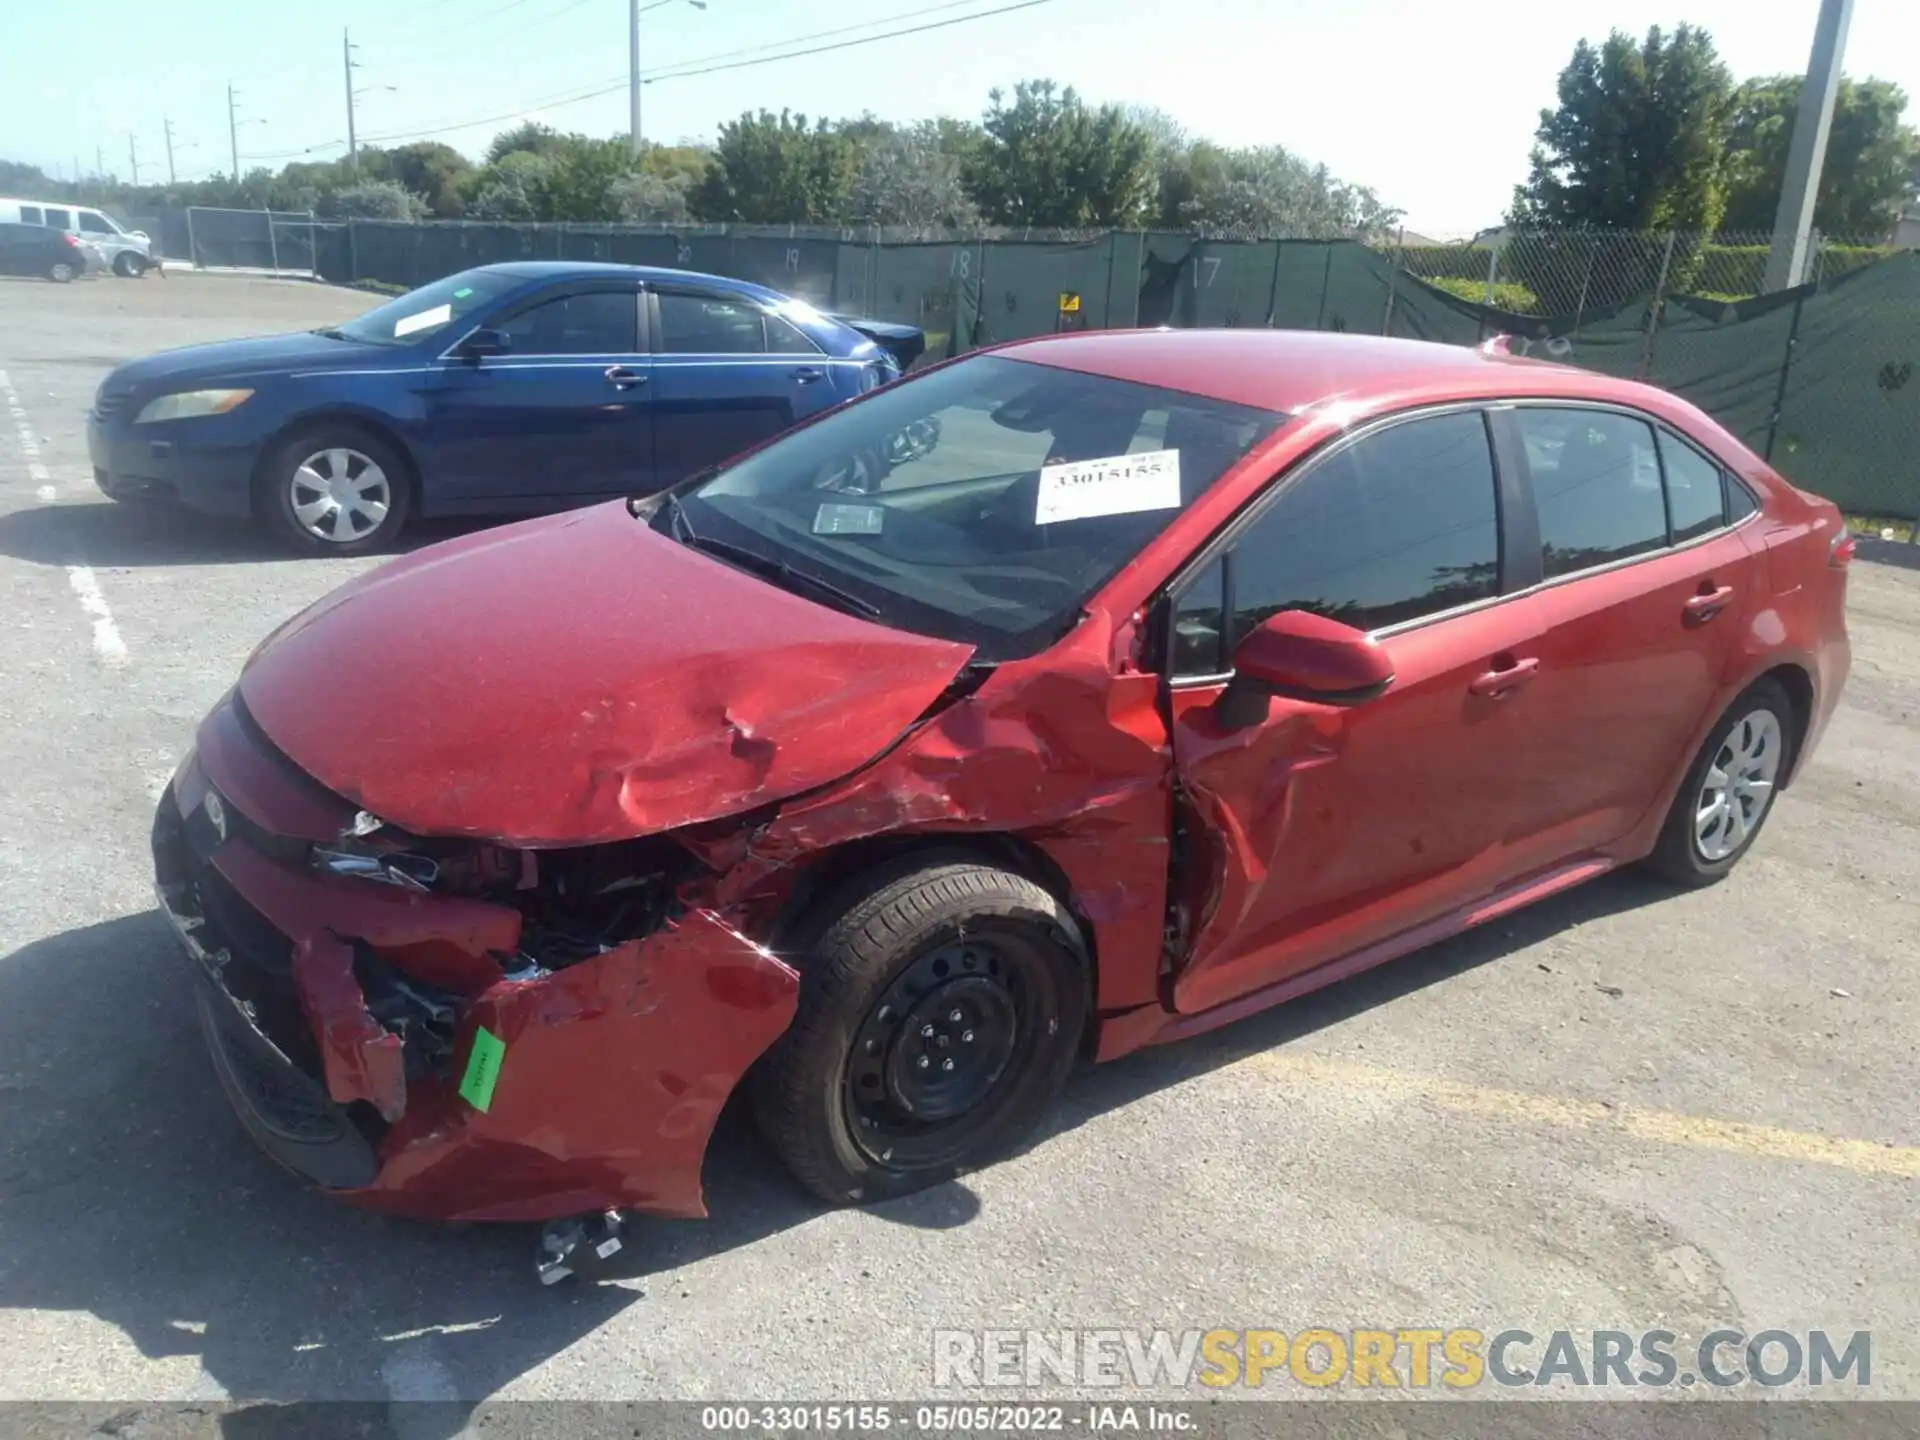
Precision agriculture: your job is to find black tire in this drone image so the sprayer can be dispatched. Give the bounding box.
[255,425,414,556]
[1642,678,1798,888]
[47,260,76,283]
[751,857,1090,1204]
[113,252,144,278]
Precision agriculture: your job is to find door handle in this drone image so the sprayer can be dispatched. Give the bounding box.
[791,366,826,384]
[604,366,647,389]
[1684,583,1735,621]
[1468,655,1540,698]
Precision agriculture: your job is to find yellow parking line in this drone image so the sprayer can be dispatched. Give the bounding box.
[1246,1052,1920,1180]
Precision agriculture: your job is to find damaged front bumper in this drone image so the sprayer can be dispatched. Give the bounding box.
[152,748,799,1224]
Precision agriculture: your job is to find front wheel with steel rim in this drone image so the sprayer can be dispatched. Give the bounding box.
[752,857,1090,1204]
[258,427,413,556]
[113,252,145,278]
[1644,677,1797,887]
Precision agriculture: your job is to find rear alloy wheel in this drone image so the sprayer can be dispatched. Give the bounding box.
[1644,678,1796,886]
[48,260,76,283]
[752,858,1089,1204]
[260,428,413,556]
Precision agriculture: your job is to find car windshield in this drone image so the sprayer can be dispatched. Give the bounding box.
[659,354,1285,660]
[333,269,521,346]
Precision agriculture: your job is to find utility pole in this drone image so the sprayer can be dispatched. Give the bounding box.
[344,29,359,172]
[96,144,106,180]
[1763,0,1854,292]
[629,0,643,157]
[164,118,177,185]
[228,83,240,179]
[128,134,140,186]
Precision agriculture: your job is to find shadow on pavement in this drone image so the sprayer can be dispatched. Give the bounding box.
[0,871,1672,1427]
[0,501,497,569]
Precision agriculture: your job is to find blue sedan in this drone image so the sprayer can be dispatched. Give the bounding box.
[86,263,922,553]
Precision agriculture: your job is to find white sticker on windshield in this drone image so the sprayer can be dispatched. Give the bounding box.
[392,303,452,338]
[1034,448,1181,526]
[813,502,885,535]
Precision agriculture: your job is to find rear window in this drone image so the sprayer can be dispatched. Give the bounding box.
[20,205,42,224]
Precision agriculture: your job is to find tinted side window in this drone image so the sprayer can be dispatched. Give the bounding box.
[1229,411,1501,638]
[765,312,820,354]
[1659,430,1726,543]
[20,205,42,224]
[496,291,636,354]
[44,207,71,228]
[1725,475,1759,522]
[78,210,112,233]
[1520,409,1667,578]
[1170,556,1227,675]
[658,293,765,354]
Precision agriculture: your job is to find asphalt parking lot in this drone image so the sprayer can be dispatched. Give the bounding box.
[0,271,1917,1419]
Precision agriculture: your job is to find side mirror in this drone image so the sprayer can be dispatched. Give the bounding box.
[458,328,511,358]
[1215,610,1394,728]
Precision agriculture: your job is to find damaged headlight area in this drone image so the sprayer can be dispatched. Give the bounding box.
[307,823,703,974]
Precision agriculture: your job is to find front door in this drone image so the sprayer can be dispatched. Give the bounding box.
[421,284,652,506]
[648,288,840,486]
[1166,408,1552,1015]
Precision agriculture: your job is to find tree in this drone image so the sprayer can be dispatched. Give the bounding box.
[693,109,857,224]
[383,142,474,218]
[486,122,567,165]
[610,170,693,224]
[844,120,982,231]
[1512,24,1732,232]
[1720,76,1920,236]
[966,80,1153,229]
[465,151,553,221]
[320,180,428,220]
[1152,140,1400,238]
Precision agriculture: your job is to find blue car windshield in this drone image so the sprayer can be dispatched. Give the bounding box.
[333,270,521,346]
[661,355,1284,661]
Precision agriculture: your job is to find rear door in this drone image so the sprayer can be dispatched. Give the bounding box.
[1165,407,1556,1015]
[647,287,838,486]
[1499,405,1761,855]
[419,281,652,505]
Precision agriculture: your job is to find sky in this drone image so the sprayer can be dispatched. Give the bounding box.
[3,0,1917,236]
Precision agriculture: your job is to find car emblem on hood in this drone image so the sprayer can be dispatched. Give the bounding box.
[203,789,227,843]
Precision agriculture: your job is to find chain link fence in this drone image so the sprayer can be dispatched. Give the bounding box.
[179,207,324,275]
[157,209,1918,522]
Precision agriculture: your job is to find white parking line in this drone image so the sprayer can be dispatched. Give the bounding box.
[66,566,130,665]
[0,368,132,665]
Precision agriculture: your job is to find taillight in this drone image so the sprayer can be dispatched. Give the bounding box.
[1830,526,1855,568]
[61,233,79,248]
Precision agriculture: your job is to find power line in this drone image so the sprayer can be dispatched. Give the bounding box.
[642,0,1061,84]
[270,0,1063,155]
[640,0,1000,80]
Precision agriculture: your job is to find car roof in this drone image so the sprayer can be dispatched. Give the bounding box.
[483,260,792,303]
[991,328,1651,416]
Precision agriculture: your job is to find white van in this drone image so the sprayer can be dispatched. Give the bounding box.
[0,198,155,276]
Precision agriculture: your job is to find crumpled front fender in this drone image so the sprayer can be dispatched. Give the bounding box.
[359,909,799,1223]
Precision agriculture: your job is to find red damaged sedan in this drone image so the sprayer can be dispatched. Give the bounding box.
[153,330,1850,1256]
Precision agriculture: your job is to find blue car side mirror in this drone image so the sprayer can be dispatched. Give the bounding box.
[459,328,511,358]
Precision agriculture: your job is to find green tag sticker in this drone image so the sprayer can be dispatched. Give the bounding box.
[453,286,473,298]
[458,1025,505,1111]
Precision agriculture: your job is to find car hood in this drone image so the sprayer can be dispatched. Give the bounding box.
[107,330,391,391]
[236,502,976,846]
